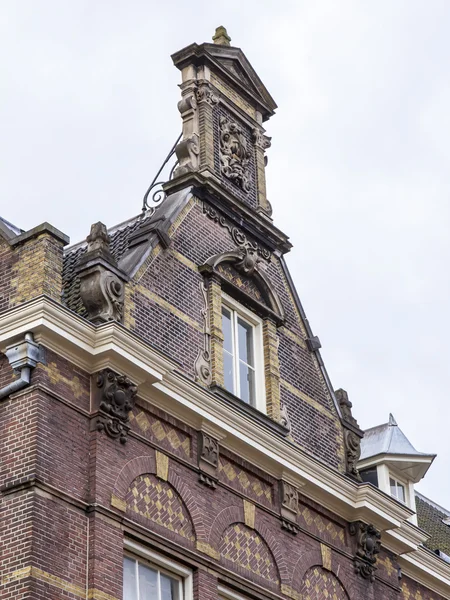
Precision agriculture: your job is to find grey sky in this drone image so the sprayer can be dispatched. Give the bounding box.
[1,1,449,507]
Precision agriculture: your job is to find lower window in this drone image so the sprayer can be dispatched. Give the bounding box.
[123,543,193,600]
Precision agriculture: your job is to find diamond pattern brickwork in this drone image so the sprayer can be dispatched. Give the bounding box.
[129,409,191,458]
[219,457,272,506]
[300,567,348,600]
[298,504,345,547]
[126,474,194,541]
[219,523,278,584]
[216,263,264,305]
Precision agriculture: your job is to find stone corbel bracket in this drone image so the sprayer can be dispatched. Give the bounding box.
[92,368,138,444]
[349,521,381,583]
[76,222,128,324]
[280,480,299,534]
[198,431,219,488]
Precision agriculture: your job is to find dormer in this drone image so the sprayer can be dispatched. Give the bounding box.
[358,414,435,523]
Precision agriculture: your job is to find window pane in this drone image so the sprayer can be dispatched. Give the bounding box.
[223,350,234,394]
[389,478,397,498]
[237,318,254,367]
[138,564,158,600]
[397,483,405,503]
[123,558,138,600]
[222,308,233,354]
[239,362,255,405]
[161,574,180,600]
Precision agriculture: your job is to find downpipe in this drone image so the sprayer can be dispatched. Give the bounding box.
[0,332,42,400]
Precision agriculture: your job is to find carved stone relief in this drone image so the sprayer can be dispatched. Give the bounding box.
[195,80,219,106]
[198,431,219,488]
[94,369,138,443]
[194,281,212,386]
[279,403,292,432]
[174,93,199,177]
[280,480,299,534]
[219,115,251,192]
[203,203,271,261]
[349,521,381,582]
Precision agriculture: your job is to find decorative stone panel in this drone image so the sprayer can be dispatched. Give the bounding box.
[198,431,219,488]
[219,523,279,584]
[297,503,346,547]
[300,567,349,600]
[219,457,273,506]
[213,105,258,210]
[129,407,192,458]
[349,521,381,582]
[126,474,195,542]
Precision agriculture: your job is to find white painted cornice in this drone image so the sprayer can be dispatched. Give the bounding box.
[1,296,449,597]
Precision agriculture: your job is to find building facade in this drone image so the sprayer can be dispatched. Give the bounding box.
[1,27,449,600]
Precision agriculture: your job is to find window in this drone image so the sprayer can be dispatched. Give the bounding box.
[390,477,406,503]
[123,541,192,600]
[221,295,265,409]
[360,467,378,487]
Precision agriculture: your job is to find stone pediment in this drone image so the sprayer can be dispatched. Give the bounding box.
[172,42,277,120]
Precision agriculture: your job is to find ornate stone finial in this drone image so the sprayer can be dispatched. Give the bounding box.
[349,521,381,582]
[94,369,138,444]
[335,388,364,482]
[212,25,231,46]
[86,222,111,256]
[76,222,127,324]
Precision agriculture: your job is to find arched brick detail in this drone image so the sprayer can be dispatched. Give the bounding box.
[111,452,202,542]
[254,514,289,586]
[126,474,195,544]
[300,566,349,600]
[219,523,280,588]
[207,505,244,549]
[167,470,206,543]
[290,548,323,590]
[113,454,156,501]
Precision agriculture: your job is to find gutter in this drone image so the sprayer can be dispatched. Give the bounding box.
[0,332,43,400]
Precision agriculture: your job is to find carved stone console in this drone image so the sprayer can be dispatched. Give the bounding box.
[76,222,128,324]
[198,431,219,488]
[280,480,299,534]
[335,388,364,481]
[349,521,381,582]
[92,369,138,444]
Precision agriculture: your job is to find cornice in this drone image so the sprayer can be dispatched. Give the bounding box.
[0,296,449,597]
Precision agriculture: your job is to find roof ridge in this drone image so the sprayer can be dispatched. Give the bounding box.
[416,492,450,517]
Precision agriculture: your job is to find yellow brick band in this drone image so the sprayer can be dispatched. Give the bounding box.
[208,277,224,387]
[196,541,220,560]
[321,543,332,571]
[136,287,202,333]
[1,566,119,600]
[263,319,281,423]
[280,380,337,420]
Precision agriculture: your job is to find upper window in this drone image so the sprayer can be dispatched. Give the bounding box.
[390,477,406,503]
[221,294,265,411]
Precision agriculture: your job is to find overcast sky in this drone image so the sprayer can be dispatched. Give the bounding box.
[1,1,449,508]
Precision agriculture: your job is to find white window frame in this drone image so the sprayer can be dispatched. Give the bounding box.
[221,293,266,413]
[124,539,193,600]
[389,475,407,504]
[218,585,255,600]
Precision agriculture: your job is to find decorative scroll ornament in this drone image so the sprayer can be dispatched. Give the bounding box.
[203,204,271,261]
[195,80,219,106]
[174,94,199,178]
[279,403,292,432]
[235,247,260,276]
[335,388,364,481]
[198,431,219,488]
[280,480,299,534]
[95,369,138,444]
[219,115,251,192]
[252,127,272,151]
[349,521,381,582]
[194,282,212,386]
[77,222,126,324]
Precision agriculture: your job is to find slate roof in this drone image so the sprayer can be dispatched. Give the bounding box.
[416,493,450,558]
[360,414,431,460]
[62,213,147,316]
